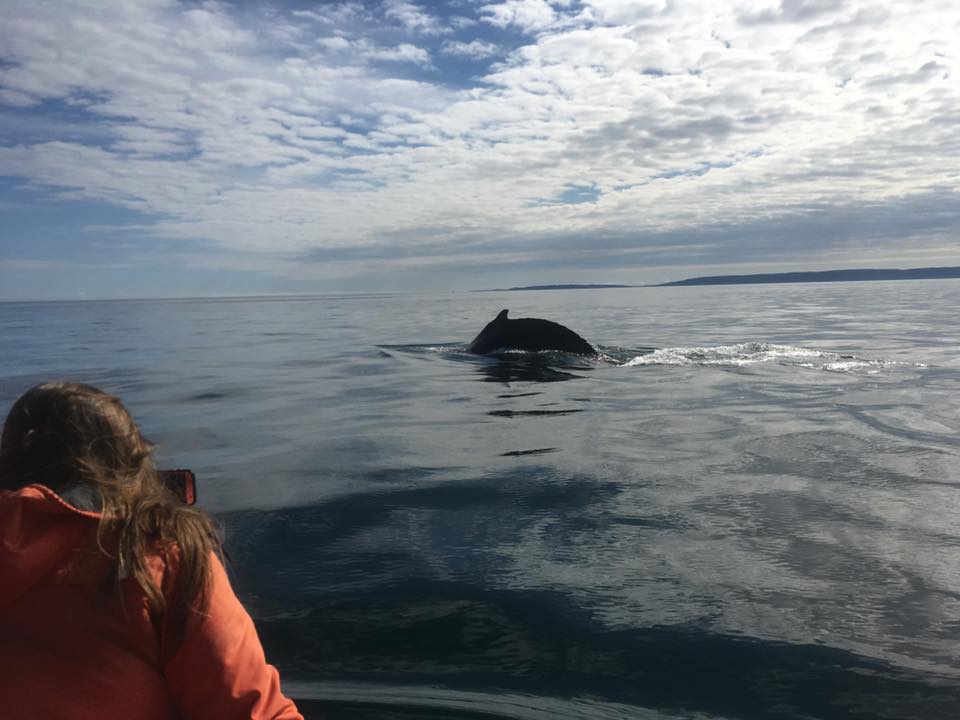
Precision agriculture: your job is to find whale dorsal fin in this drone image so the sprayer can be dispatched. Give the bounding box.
[495,309,509,322]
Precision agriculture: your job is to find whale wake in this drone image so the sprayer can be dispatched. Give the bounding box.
[622,342,919,373]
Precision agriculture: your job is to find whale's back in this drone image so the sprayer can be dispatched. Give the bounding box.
[467,310,596,355]
[507,318,595,354]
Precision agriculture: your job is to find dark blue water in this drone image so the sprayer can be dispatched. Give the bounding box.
[2,283,959,719]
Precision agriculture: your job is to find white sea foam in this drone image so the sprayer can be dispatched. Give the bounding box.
[622,342,910,373]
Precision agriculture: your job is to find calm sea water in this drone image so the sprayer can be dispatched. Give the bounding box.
[2,282,959,719]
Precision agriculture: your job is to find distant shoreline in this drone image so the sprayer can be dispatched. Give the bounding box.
[656,267,960,286]
[481,267,960,292]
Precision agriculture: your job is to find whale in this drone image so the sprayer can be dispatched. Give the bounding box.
[466,309,597,355]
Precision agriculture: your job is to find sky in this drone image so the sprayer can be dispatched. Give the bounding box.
[0,0,958,299]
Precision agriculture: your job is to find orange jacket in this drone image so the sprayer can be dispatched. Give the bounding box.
[0,484,303,720]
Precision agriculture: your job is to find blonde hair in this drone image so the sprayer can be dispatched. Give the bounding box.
[0,381,221,642]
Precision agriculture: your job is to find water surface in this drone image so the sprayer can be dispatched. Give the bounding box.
[2,281,959,719]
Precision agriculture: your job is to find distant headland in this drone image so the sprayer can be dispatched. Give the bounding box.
[480,267,960,292]
[656,266,960,286]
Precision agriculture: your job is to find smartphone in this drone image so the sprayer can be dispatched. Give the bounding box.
[159,469,197,505]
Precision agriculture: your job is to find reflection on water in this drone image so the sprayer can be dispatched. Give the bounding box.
[488,409,584,417]
[469,354,590,384]
[3,283,960,719]
[500,449,557,457]
[227,485,960,720]
[289,683,656,720]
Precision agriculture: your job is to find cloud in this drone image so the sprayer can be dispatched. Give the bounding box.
[440,40,502,59]
[288,3,374,32]
[740,0,847,25]
[111,125,191,157]
[865,61,949,88]
[384,0,451,35]
[363,42,432,64]
[480,0,561,32]
[582,0,670,25]
[0,0,958,293]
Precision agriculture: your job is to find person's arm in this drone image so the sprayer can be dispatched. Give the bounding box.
[162,554,303,720]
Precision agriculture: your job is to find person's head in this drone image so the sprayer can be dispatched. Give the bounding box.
[0,381,154,499]
[0,381,220,638]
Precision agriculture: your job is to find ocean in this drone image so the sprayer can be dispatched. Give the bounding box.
[2,281,959,719]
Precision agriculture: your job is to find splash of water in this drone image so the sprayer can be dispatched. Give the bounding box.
[622,342,916,373]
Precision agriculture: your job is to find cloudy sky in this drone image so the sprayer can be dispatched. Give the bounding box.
[1,0,958,299]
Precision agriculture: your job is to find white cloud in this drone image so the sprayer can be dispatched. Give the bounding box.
[0,0,958,285]
[111,125,190,156]
[383,0,450,35]
[450,16,479,30]
[441,40,502,59]
[740,0,847,25]
[0,88,36,107]
[581,0,670,25]
[481,0,561,32]
[364,43,432,64]
[290,3,369,27]
[318,36,353,51]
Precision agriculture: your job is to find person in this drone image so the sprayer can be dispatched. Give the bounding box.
[0,382,303,720]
